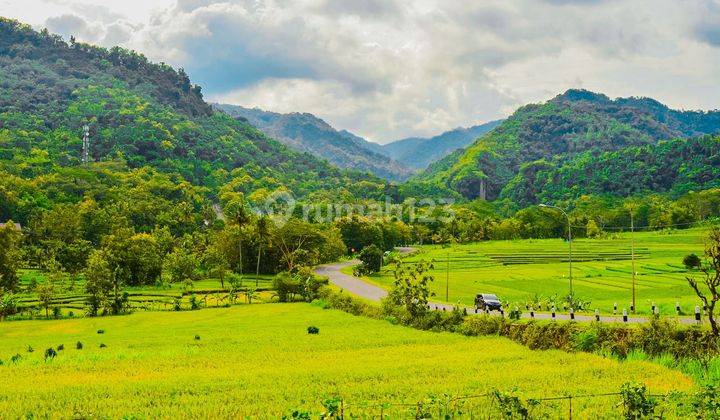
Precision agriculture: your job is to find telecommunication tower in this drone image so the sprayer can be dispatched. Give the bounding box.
[82,125,90,164]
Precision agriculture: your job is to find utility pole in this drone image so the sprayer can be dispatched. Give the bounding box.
[81,125,90,164]
[540,204,573,296]
[446,253,450,302]
[630,210,636,313]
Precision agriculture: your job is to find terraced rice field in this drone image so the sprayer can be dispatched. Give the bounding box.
[368,227,715,315]
[15,271,275,316]
[0,304,694,417]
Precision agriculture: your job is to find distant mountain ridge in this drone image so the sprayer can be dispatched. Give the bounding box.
[412,89,720,202]
[214,104,412,181]
[381,120,502,169]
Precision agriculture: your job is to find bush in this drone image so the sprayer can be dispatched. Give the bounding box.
[194,335,200,341]
[492,389,538,419]
[189,294,201,310]
[307,326,319,334]
[44,348,57,360]
[692,384,720,419]
[56,344,64,351]
[76,341,83,350]
[274,270,328,302]
[683,253,702,270]
[97,329,105,334]
[52,306,61,319]
[99,343,107,348]
[619,382,657,419]
[458,315,505,336]
[573,328,599,352]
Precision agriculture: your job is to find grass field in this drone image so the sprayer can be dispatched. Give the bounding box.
[366,227,715,315]
[0,304,694,417]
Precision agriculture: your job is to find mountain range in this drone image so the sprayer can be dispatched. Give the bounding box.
[380,121,502,170]
[1,17,719,219]
[214,104,501,180]
[214,104,412,181]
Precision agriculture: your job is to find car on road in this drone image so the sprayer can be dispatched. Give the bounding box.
[475,294,502,311]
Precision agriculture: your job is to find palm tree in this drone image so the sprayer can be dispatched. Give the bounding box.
[255,216,270,285]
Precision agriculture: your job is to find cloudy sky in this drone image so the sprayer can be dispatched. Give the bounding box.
[1,0,719,143]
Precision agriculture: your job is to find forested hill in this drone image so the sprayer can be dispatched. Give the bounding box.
[0,18,393,226]
[412,89,720,202]
[214,104,412,181]
[381,120,502,170]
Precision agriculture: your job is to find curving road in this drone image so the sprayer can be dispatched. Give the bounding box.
[315,248,704,326]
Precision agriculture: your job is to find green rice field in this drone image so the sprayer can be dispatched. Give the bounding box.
[14,271,276,315]
[0,304,694,417]
[367,227,716,315]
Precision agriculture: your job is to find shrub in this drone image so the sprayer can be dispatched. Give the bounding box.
[44,348,57,360]
[518,322,576,351]
[194,335,200,341]
[307,326,319,334]
[458,315,505,336]
[321,396,343,418]
[173,298,182,311]
[52,306,61,319]
[492,389,538,419]
[56,344,64,351]
[189,294,201,310]
[318,287,381,318]
[26,345,34,353]
[274,269,328,302]
[573,328,599,352]
[97,329,105,334]
[619,382,657,419]
[683,253,702,270]
[692,384,720,418]
[10,353,21,363]
[283,409,311,419]
[99,343,107,348]
[509,306,522,321]
[76,341,83,350]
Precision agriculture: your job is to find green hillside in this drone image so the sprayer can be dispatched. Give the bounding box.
[0,17,391,227]
[414,90,720,201]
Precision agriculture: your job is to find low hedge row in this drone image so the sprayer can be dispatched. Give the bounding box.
[316,286,719,362]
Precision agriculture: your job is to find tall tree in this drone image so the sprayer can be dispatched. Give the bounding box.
[221,192,250,274]
[686,228,720,336]
[255,216,270,283]
[0,222,22,291]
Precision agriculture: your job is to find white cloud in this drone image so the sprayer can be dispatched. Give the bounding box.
[1,0,719,142]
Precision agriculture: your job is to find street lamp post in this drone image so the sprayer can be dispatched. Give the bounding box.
[540,204,573,297]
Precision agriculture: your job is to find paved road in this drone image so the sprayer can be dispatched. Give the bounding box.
[315,248,705,326]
